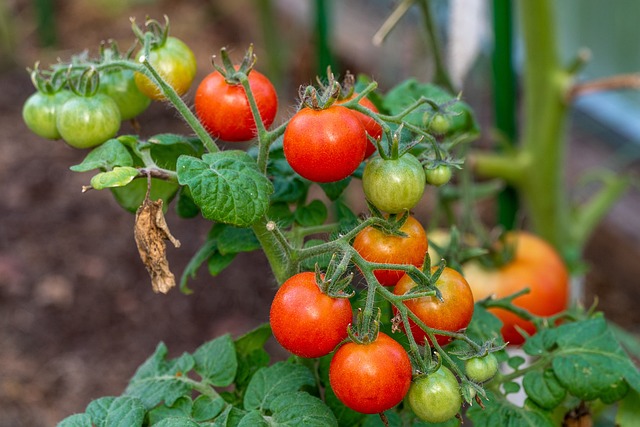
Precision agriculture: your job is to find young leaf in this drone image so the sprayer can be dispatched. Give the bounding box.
[177,151,274,227]
[124,343,196,409]
[85,396,145,427]
[522,369,566,410]
[243,362,316,412]
[70,138,134,172]
[193,334,238,387]
[56,413,93,427]
[90,166,139,190]
[111,178,179,214]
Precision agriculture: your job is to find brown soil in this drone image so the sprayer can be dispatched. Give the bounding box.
[1,1,639,426]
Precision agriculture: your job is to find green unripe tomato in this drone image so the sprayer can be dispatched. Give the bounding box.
[425,165,452,186]
[465,353,499,383]
[362,153,426,213]
[431,113,451,135]
[406,366,461,423]
[22,90,73,140]
[56,94,121,149]
[98,68,151,120]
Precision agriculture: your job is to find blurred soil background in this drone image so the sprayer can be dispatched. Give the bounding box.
[1,1,639,426]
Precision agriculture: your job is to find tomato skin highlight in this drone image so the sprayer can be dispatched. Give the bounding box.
[195,69,278,142]
[463,232,569,345]
[22,90,73,140]
[406,367,461,423]
[337,95,382,158]
[352,215,427,286]
[394,266,474,346]
[329,332,412,414]
[269,272,352,358]
[98,68,151,121]
[56,94,121,149]
[283,105,367,183]
[362,153,426,214]
[134,36,197,100]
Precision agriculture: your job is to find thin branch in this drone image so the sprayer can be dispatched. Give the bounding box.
[567,73,640,102]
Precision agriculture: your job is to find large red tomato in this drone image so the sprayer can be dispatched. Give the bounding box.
[394,266,474,346]
[352,215,428,286]
[195,68,278,142]
[270,272,352,358]
[283,105,367,183]
[329,332,412,414]
[462,232,569,345]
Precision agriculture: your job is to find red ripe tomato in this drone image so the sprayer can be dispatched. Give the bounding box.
[195,69,278,142]
[329,332,412,414]
[394,266,474,346]
[337,94,382,158]
[283,105,367,183]
[269,272,352,358]
[352,215,427,286]
[462,232,569,345]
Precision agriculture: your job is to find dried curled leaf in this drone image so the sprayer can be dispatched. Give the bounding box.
[134,197,181,293]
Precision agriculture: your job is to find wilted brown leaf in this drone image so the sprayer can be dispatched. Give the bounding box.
[134,197,180,293]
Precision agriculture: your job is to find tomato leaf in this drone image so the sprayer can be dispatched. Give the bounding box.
[70,138,134,172]
[466,304,504,345]
[323,383,366,427]
[152,418,199,427]
[234,324,272,394]
[193,334,238,387]
[208,252,237,276]
[56,413,93,427]
[294,199,328,227]
[85,396,146,427]
[616,389,640,426]
[177,151,273,227]
[90,166,139,190]
[550,317,640,400]
[176,186,200,218]
[216,226,261,255]
[111,178,179,214]
[191,395,226,422]
[237,410,269,427]
[467,390,555,426]
[147,397,192,425]
[268,392,338,426]
[243,362,315,412]
[522,369,566,410]
[319,178,352,201]
[124,343,196,409]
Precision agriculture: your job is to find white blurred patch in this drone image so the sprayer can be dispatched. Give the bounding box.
[447,0,489,88]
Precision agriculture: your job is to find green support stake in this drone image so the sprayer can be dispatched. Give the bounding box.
[34,0,57,47]
[492,0,519,229]
[314,0,336,77]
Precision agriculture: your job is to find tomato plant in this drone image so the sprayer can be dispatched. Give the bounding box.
[394,266,474,346]
[269,272,352,358]
[21,9,640,427]
[362,152,426,213]
[463,231,569,345]
[329,332,412,414]
[283,105,367,182]
[352,214,427,286]
[406,366,461,423]
[195,67,277,142]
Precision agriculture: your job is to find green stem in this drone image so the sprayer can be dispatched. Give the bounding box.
[416,0,455,93]
[252,217,293,284]
[517,0,571,250]
[136,57,218,153]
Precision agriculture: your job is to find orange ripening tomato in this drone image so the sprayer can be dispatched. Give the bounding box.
[463,232,569,345]
[394,266,474,346]
[352,215,428,286]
